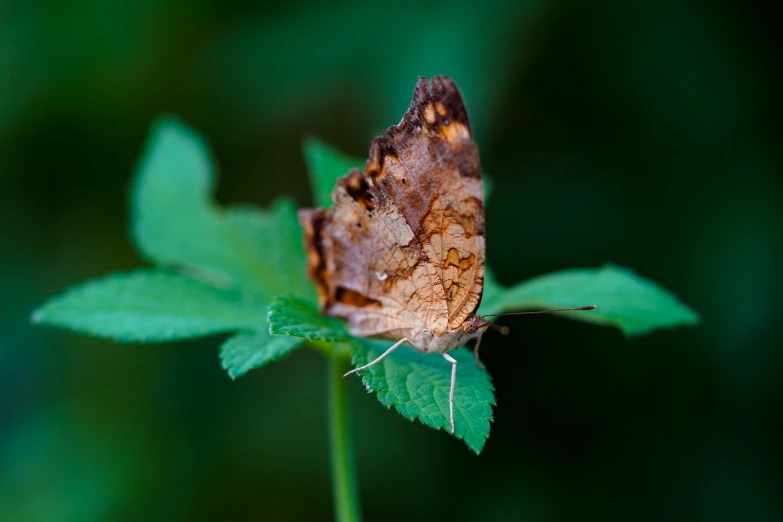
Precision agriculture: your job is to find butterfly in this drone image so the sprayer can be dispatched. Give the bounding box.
[300,76,593,433]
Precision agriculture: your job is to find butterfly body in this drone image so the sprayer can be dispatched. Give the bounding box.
[405,312,489,353]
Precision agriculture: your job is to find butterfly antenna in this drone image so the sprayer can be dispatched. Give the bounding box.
[482,305,596,318]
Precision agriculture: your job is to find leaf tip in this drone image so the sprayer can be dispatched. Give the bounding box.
[149,114,190,137]
[30,307,45,325]
[683,306,701,324]
[675,308,701,332]
[301,134,323,151]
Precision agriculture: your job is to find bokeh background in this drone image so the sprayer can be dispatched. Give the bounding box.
[3,0,782,520]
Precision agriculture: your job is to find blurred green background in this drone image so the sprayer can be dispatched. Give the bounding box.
[3,0,782,520]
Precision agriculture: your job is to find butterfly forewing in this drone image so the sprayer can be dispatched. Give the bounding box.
[300,76,485,347]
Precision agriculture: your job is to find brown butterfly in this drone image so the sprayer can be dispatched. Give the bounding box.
[300,76,593,433]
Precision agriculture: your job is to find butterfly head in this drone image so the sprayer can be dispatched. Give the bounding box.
[412,314,490,354]
[462,314,491,335]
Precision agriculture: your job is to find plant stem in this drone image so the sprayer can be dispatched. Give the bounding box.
[328,354,362,522]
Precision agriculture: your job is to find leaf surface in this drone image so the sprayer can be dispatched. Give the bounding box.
[220,328,304,379]
[32,271,267,342]
[351,339,495,454]
[268,295,351,342]
[132,116,313,299]
[480,264,700,336]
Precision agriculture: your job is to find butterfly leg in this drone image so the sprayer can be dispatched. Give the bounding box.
[343,338,408,378]
[442,352,458,434]
[473,333,486,371]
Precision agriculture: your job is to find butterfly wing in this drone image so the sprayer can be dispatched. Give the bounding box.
[300,76,485,343]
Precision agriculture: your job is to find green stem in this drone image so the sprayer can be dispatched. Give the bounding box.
[328,354,362,522]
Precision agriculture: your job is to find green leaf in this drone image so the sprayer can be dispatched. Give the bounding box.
[220,329,304,379]
[302,137,364,208]
[223,200,315,300]
[266,278,495,452]
[34,117,314,378]
[131,117,222,274]
[132,116,313,299]
[350,339,495,454]
[32,271,268,342]
[268,295,351,342]
[481,264,700,336]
